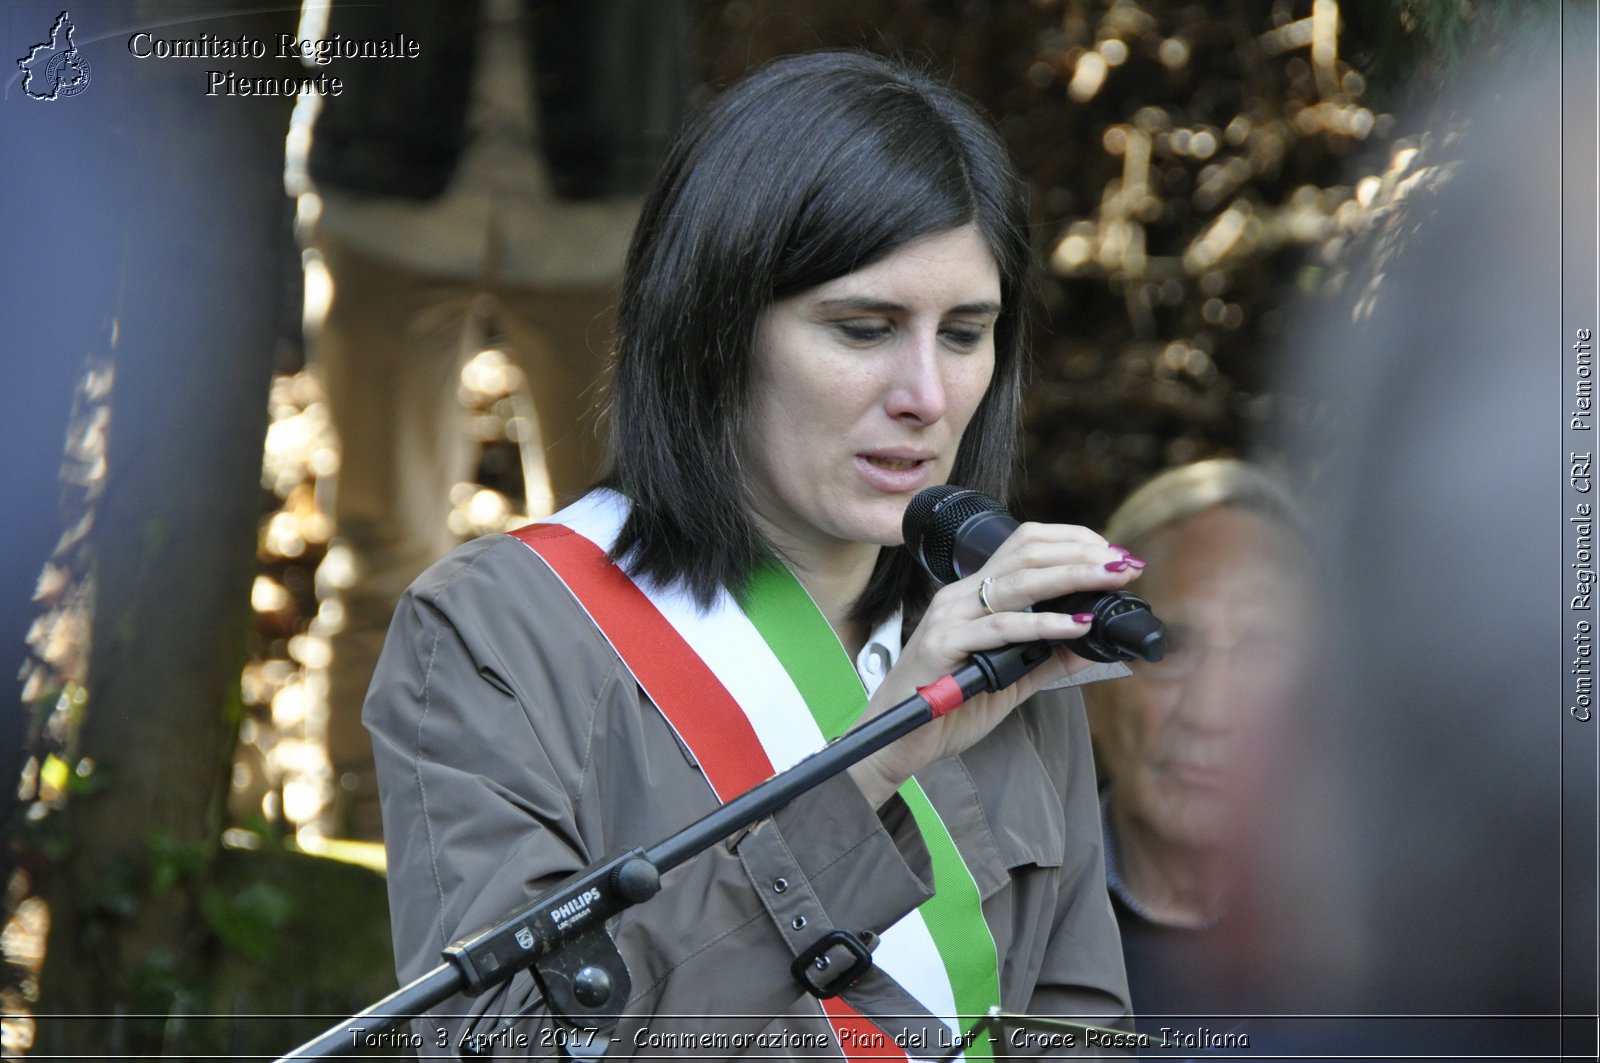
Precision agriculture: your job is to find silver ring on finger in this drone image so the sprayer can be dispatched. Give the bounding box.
[978,576,999,616]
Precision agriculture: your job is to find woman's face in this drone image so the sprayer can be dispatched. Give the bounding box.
[1087,506,1312,852]
[743,225,1001,562]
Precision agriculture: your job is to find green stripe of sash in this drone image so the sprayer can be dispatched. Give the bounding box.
[740,563,1002,1056]
[736,565,864,737]
[898,787,1000,1057]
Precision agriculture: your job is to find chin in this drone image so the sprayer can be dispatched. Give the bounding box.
[833,525,904,551]
[857,502,915,547]
[1156,796,1237,845]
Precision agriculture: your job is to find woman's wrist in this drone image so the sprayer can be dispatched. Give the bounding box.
[846,755,904,810]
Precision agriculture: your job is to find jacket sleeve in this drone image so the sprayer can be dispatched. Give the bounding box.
[364,535,938,1057]
[1015,685,1136,1055]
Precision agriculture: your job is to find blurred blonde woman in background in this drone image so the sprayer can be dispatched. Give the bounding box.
[1082,458,1313,1032]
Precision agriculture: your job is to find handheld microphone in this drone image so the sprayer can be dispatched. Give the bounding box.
[902,485,1166,663]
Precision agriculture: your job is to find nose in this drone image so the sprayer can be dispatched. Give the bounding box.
[1174,651,1245,734]
[883,326,948,424]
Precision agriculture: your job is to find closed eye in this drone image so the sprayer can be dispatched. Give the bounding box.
[940,324,987,350]
[835,320,892,344]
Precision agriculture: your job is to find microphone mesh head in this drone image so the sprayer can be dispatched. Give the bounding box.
[902,485,1004,584]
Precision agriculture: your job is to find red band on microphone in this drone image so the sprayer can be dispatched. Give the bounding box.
[916,675,966,718]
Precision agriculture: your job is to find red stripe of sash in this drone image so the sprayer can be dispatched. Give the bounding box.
[512,524,770,801]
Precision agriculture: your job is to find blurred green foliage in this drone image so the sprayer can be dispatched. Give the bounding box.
[201,879,297,962]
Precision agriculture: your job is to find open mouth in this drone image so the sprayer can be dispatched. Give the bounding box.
[865,456,926,470]
[856,453,935,492]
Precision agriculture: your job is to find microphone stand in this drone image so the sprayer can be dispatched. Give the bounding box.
[275,640,1055,1061]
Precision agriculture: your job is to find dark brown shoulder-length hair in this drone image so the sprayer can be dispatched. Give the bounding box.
[605,50,1033,626]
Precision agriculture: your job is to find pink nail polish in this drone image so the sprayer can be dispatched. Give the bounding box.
[1104,560,1129,572]
[1072,612,1096,624]
[1124,556,1147,569]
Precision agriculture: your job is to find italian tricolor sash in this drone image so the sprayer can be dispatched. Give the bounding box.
[511,489,1001,1059]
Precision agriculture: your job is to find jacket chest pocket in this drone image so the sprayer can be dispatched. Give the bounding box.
[913,717,1066,903]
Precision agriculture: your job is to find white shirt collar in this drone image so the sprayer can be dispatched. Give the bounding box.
[853,609,903,698]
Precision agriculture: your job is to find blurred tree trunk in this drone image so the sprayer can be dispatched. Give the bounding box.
[30,6,298,1055]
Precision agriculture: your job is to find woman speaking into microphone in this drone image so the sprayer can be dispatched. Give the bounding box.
[364,49,1143,1057]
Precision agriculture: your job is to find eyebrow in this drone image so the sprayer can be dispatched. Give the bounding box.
[813,297,1003,316]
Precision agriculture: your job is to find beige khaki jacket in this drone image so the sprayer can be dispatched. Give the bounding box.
[366,532,1132,1058]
